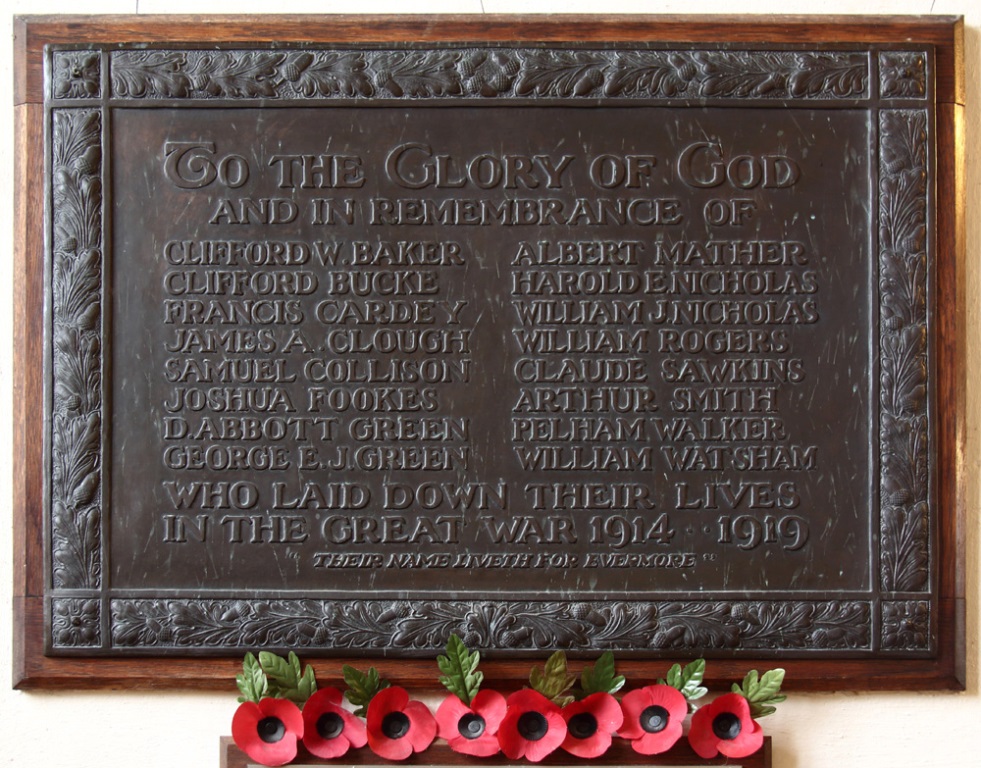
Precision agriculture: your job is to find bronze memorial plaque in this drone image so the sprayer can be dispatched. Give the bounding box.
[14,16,964,689]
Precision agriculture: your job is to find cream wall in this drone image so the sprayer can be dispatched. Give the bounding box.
[2,2,977,766]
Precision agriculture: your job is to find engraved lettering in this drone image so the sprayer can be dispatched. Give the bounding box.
[677,142,800,189]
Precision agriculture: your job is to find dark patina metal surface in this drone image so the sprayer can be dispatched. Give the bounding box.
[45,43,936,656]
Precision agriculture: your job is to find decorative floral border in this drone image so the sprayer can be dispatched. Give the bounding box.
[46,43,935,656]
[103,48,871,101]
[878,109,931,596]
[49,108,104,597]
[109,598,872,652]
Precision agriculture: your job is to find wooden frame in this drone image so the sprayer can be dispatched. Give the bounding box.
[13,14,965,691]
[219,737,773,767]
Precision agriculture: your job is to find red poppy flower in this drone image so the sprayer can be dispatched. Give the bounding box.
[232,698,303,767]
[436,690,507,757]
[688,693,764,759]
[560,692,623,758]
[618,684,688,755]
[302,687,367,759]
[497,689,568,762]
[366,685,437,760]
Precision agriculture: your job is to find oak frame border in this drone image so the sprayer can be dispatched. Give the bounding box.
[12,14,966,691]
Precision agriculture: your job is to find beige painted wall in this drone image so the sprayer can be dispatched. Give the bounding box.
[2,2,977,766]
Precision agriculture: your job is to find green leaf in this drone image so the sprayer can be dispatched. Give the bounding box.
[297,665,318,702]
[580,652,625,696]
[260,651,297,692]
[529,651,577,707]
[343,665,390,716]
[257,651,318,704]
[679,659,708,701]
[236,652,269,703]
[749,669,785,703]
[733,668,786,718]
[662,659,707,702]
[736,669,758,696]
[437,634,484,706]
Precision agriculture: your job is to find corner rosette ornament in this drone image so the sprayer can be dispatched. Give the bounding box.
[688,668,785,759]
[435,635,507,756]
[344,665,437,760]
[53,51,100,98]
[619,659,706,755]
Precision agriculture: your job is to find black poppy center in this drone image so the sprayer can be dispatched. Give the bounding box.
[316,712,345,740]
[712,712,742,741]
[517,711,549,741]
[382,712,411,740]
[257,716,286,743]
[458,713,486,740]
[640,705,670,733]
[567,712,598,740]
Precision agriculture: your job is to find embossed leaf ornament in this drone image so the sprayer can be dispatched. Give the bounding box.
[372,51,463,97]
[696,52,790,97]
[191,52,286,98]
[289,52,374,98]
[112,52,192,97]
[459,51,521,96]
[604,52,695,97]
[50,411,101,590]
[514,51,608,97]
[788,54,867,98]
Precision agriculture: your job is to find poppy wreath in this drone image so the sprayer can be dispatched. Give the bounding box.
[230,641,786,765]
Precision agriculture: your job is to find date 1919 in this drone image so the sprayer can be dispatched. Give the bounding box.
[718,514,809,551]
